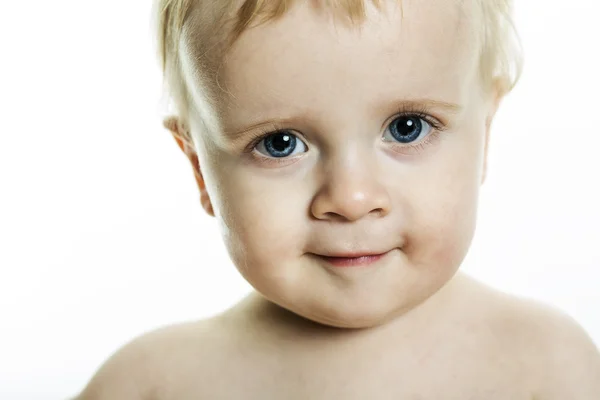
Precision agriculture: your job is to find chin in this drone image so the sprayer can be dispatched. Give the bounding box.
[292,277,456,329]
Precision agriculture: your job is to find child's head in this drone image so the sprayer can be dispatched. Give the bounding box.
[153,0,522,328]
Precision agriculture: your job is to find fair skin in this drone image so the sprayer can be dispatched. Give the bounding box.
[187,0,490,330]
[76,0,600,398]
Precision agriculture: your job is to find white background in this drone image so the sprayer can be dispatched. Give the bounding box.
[0,1,598,399]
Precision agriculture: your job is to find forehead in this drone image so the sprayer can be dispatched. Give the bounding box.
[200,0,481,130]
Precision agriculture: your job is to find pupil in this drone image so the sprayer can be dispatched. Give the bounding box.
[272,134,291,152]
[391,117,422,143]
[265,132,297,157]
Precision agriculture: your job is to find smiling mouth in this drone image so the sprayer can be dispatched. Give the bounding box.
[313,251,391,268]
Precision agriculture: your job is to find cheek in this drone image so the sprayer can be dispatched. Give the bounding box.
[413,188,479,271]
[209,165,308,269]
[403,132,484,272]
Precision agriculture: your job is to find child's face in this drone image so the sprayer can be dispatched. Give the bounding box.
[183,0,498,328]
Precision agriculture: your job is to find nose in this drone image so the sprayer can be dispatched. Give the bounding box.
[310,158,391,222]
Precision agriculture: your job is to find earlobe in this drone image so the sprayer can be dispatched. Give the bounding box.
[200,190,215,216]
[162,116,215,217]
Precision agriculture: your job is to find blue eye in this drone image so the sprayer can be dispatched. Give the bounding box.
[383,115,432,144]
[255,131,307,158]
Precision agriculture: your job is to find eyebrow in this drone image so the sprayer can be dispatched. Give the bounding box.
[223,116,305,143]
[223,98,463,141]
[394,99,462,114]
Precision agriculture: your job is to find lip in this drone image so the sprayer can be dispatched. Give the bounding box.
[313,250,391,268]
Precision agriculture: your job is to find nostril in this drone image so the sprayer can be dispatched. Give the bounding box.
[322,212,346,222]
[372,208,385,217]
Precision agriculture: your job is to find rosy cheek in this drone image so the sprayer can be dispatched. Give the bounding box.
[408,191,478,268]
[220,202,296,264]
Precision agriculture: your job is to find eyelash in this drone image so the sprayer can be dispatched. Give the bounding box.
[243,107,447,163]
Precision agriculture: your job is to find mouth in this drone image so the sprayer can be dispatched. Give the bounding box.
[312,250,392,268]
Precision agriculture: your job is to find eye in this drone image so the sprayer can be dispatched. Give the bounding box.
[255,131,307,158]
[382,115,433,144]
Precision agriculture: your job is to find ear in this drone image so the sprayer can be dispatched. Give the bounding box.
[481,82,504,185]
[163,116,215,217]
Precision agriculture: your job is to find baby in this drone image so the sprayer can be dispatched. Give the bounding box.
[76,0,600,398]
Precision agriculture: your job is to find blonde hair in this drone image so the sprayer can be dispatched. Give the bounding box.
[152,0,522,133]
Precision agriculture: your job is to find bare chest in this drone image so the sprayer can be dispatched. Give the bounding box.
[165,371,532,399]
[162,344,533,400]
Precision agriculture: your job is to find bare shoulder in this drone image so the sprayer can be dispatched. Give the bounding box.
[74,316,229,400]
[518,299,600,399]
[458,277,600,399]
